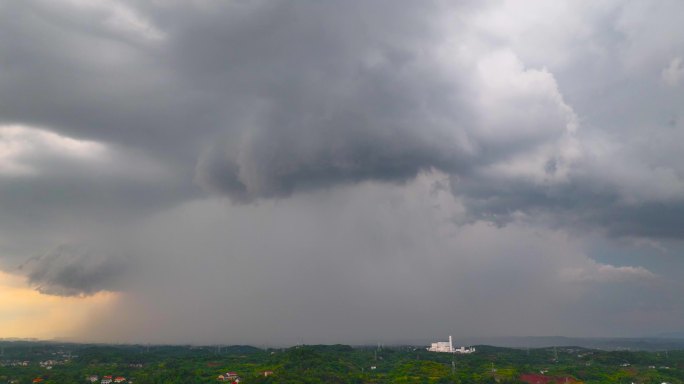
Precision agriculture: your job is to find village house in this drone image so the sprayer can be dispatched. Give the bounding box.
[217,372,240,383]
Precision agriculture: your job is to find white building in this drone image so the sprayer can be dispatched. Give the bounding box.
[428,336,454,353]
[427,336,476,354]
[454,346,476,354]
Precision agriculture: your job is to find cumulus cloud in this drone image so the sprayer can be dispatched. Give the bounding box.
[445,1,684,239]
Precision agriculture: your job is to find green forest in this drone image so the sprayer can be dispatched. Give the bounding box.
[1,341,684,384]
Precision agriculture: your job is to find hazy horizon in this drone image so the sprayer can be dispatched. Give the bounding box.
[1,0,684,345]
[6,334,684,353]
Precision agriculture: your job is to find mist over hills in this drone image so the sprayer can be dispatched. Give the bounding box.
[5,336,684,352]
[456,336,684,351]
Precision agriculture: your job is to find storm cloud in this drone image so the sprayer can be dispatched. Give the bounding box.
[20,244,131,296]
[0,0,683,342]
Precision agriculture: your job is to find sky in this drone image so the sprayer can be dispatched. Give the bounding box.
[0,0,683,346]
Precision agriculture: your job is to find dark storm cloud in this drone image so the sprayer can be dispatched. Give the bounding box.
[0,0,591,205]
[153,0,575,201]
[18,244,130,296]
[193,65,474,200]
[0,0,682,341]
[0,0,481,200]
[452,171,684,239]
[165,0,481,199]
[1,0,681,235]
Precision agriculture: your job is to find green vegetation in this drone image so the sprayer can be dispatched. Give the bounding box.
[1,341,684,383]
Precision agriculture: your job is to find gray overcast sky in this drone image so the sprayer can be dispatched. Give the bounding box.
[1,0,684,345]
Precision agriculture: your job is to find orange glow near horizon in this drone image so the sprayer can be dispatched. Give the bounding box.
[0,269,118,340]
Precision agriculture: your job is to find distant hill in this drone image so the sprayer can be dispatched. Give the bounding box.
[454,336,684,351]
[656,332,684,339]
